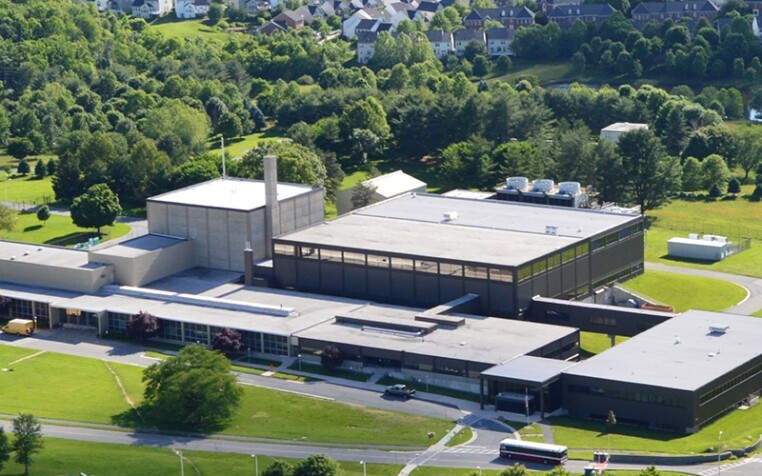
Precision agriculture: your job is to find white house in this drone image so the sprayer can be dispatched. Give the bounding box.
[425,30,453,58]
[175,0,209,18]
[356,30,378,64]
[486,27,514,56]
[453,28,485,56]
[132,0,174,18]
[342,8,385,38]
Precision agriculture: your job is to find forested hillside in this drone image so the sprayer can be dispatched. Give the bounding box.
[0,0,758,214]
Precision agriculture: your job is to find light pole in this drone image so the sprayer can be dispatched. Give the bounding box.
[252,454,258,476]
[477,466,482,476]
[360,460,366,476]
[425,374,429,392]
[718,431,723,475]
[174,450,184,476]
[298,353,302,371]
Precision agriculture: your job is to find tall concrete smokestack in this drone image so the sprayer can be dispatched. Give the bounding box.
[264,155,280,258]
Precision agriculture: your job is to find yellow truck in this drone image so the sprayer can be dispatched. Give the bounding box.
[1,319,35,336]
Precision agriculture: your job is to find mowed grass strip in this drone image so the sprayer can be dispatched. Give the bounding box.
[579,332,629,359]
[0,438,406,476]
[0,345,38,366]
[0,212,131,245]
[1,174,55,204]
[620,270,746,312]
[227,385,452,446]
[550,396,762,454]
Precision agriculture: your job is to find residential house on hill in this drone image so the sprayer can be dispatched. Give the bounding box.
[464,7,535,30]
[258,20,288,34]
[131,0,173,18]
[538,0,581,14]
[272,6,314,30]
[425,30,454,58]
[547,3,615,27]
[175,0,209,18]
[486,27,515,56]
[454,28,486,55]
[343,8,388,38]
[631,0,719,23]
[357,30,379,64]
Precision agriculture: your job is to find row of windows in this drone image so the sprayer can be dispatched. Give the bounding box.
[591,264,643,290]
[517,243,590,282]
[591,316,617,327]
[699,360,762,404]
[274,243,514,282]
[568,384,686,408]
[591,223,643,251]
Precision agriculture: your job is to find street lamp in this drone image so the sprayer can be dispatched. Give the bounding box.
[360,460,366,476]
[718,431,723,476]
[252,454,258,476]
[298,353,302,371]
[477,466,482,476]
[174,450,184,476]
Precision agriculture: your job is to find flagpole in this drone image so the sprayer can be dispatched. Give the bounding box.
[221,135,226,178]
[525,387,529,424]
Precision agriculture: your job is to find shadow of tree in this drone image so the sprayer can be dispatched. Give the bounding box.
[23,224,42,232]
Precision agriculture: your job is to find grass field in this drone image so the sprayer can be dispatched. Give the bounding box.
[580,332,629,359]
[0,348,141,423]
[0,346,452,446]
[0,211,131,245]
[148,15,229,41]
[620,270,747,312]
[445,427,474,447]
[209,127,286,159]
[550,396,762,454]
[1,174,55,205]
[411,467,690,476]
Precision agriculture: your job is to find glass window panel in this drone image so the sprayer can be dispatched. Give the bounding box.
[319,248,342,262]
[464,265,488,279]
[343,251,365,265]
[274,243,295,256]
[416,260,438,273]
[367,254,389,268]
[299,246,318,259]
[440,262,463,277]
[391,257,414,270]
[489,268,513,282]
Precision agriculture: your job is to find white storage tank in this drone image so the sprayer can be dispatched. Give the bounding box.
[558,182,581,195]
[506,177,529,191]
[533,179,555,193]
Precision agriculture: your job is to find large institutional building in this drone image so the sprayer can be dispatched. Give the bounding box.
[1,163,761,434]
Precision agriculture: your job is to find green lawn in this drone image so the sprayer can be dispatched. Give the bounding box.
[0,212,131,246]
[620,270,747,313]
[0,438,403,476]
[0,348,141,423]
[209,127,286,159]
[580,332,629,359]
[1,174,55,205]
[287,362,371,381]
[148,15,229,41]
[227,385,451,446]
[0,346,451,446]
[411,468,690,476]
[550,397,762,454]
[445,427,474,447]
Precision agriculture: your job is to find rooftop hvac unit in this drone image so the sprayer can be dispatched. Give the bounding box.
[443,211,458,221]
[709,324,729,334]
[506,176,529,191]
[545,225,558,235]
[558,181,581,196]
[533,179,554,193]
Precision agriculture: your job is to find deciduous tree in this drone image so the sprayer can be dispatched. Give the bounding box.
[213,328,243,355]
[141,344,242,431]
[12,414,43,475]
[0,206,16,232]
[293,454,340,476]
[36,205,50,225]
[127,311,159,340]
[70,183,122,235]
[0,427,9,472]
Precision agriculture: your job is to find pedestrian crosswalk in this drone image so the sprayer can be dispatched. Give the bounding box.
[697,457,761,476]
[443,446,499,455]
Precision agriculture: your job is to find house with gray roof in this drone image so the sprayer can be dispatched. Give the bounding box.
[631,0,719,23]
[425,29,454,58]
[453,28,486,55]
[547,3,615,26]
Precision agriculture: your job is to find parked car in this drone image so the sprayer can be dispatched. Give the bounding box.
[384,384,415,399]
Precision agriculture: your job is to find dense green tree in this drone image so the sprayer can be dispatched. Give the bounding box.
[727,176,741,195]
[235,141,327,186]
[595,139,627,204]
[618,128,682,212]
[36,205,50,225]
[0,206,15,232]
[554,125,596,185]
[0,427,9,472]
[729,127,762,180]
[701,154,731,190]
[16,158,30,176]
[217,111,243,138]
[34,159,46,179]
[212,328,243,355]
[351,182,377,210]
[70,183,122,235]
[500,463,528,476]
[7,138,33,161]
[293,455,340,476]
[681,157,703,192]
[141,99,211,162]
[263,460,293,476]
[12,414,43,475]
[141,344,242,431]
[171,158,220,189]
[339,97,390,143]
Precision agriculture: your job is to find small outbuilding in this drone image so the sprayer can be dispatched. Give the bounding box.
[335,170,426,215]
[600,122,649,143]
[668,234,730,261]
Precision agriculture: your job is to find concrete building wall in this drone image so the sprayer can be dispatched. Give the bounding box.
[0,260,113,293]
[88,240,195,287]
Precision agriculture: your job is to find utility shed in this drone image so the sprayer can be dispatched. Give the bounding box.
[146,176,324,272]
[562,310,762,433]
[336,170,427,215]
[668,235,730,261]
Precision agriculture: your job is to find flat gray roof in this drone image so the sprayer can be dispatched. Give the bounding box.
[0,282,79,303]
[89,234,188,259]
[278,194,639,267]
[0,241,105,270]
[296,304,578,365]
[481,355,579,385]
[147,177,314,211]
[563,310,762,391]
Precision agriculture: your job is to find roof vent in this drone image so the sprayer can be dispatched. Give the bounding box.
[709,324,729,334]
[444,211,458,221]
[674,336,681,344]
[545,225,558,235]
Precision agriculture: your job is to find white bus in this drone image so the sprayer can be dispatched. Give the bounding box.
[498,438,568,465]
